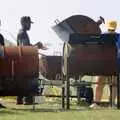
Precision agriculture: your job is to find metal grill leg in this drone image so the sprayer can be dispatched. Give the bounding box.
[117,73,120,109]
[66,75,70,110]
[32,96,36,110]
[62,78,65,109]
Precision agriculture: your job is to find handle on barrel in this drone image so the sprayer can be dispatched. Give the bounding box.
[96,16,105,26]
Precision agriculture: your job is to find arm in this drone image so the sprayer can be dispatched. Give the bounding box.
[0,34,5,46]
[34,41,47,50]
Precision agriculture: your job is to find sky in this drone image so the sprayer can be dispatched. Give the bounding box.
[0,0,120,55]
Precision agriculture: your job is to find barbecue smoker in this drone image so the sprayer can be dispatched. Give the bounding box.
[39,55,62,80]
[0,46,39,96]
[52,15,120,109]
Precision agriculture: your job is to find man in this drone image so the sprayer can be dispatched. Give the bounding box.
[0,19,6,108]
[16,16,46,105]
[90,20,119,108]
[17,16,32,46]
[17,16,46,48]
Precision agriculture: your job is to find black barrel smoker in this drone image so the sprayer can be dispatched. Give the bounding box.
[52,15,120,109]
[39,55,62,80]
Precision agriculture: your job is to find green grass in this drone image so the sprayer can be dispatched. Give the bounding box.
[0,99,120,120]
[0,76,118,120]
[0,107,120,120]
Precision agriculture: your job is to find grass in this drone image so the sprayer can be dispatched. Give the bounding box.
[0,98,120,120]
[0,76,118,120]
[0,107,120,120]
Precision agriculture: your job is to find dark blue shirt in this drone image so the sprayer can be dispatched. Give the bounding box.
[0,34,4,46]
[17,29,30,46]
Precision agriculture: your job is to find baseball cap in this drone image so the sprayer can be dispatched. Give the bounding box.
[21,16,34,24]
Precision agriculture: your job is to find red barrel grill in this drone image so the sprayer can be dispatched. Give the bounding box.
[0,46,39,96]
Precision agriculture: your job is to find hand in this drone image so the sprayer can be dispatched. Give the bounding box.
[35,41,48,50]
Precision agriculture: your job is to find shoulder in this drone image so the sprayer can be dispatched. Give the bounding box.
[101,32,119,42]
[0,33,4,40]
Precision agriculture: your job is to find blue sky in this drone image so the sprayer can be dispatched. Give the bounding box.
[0,0,120,55]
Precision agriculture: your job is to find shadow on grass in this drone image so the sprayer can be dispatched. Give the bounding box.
[11,106,93,112]
[11,106,120,112]
[1,107,117,114]
[12,108,62,112]
[0,109,23,115]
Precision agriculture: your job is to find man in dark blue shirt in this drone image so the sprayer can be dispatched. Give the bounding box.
[16,16,35,105]
[17,16,32,46]
[16,16,47,105]
[17,16,47,48]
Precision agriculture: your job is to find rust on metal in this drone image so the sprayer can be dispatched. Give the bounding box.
[0,46,39,96]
